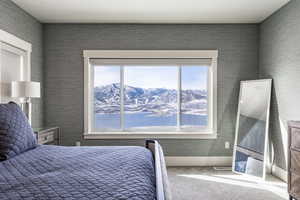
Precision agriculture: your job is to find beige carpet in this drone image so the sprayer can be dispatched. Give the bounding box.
[167,167,288,200]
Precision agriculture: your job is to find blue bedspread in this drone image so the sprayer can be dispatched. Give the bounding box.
[0,145,156,200]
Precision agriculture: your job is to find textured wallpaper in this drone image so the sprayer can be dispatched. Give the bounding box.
[260,0,300,170]
[0,0,43,128]
[44,24,259,157]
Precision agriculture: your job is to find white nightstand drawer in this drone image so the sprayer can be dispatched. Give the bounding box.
[38,131,55,144]
[34,127,60,145]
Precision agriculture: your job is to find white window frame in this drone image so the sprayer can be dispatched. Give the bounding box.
[0,30,32,102]
[83,50,218,139]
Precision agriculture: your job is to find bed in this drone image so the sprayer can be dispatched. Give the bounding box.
[0,102,170,199]
[0,140,170,200]
[0,102,171,200]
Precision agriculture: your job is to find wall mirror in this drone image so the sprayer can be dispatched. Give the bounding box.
[233,79,272,179]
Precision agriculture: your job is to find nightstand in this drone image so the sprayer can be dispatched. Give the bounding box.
[33,127,60,145]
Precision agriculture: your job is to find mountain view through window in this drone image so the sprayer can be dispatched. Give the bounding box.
[93,65,208,132]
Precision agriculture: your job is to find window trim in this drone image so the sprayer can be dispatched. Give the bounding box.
[0,29,32,102]
[0,29,32,123]
[83,50,218,139]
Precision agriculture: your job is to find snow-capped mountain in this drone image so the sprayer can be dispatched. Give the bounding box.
[94,83,207,115]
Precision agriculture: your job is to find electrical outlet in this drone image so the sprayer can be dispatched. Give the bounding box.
[75,141,81,146]
[225,141,230,149]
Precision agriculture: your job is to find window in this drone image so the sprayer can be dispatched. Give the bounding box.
[84,51,218,139]
[123,66,178,131]
[0,30,31,104]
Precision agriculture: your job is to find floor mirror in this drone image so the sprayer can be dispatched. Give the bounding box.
[232,79,272,179]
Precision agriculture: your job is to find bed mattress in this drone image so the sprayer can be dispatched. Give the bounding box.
[0,145,156,200]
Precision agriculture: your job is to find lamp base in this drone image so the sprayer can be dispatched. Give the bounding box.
[20,99,32,125]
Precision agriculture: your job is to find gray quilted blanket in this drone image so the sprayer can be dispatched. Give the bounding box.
[0,145,156,200]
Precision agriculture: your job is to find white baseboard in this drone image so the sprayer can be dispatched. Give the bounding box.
[166,156,232,167]
[271,165,287,182]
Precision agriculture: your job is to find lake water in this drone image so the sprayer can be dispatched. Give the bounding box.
[94,112,207,130]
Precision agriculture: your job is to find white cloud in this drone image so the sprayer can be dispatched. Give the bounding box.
[94,66,120,87]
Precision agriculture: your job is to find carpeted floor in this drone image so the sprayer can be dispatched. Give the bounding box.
[167,167,288,200]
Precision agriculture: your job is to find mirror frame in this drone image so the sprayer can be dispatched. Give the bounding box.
[232,79,272,179]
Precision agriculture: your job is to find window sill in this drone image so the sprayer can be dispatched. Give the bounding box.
[83,132,218,139]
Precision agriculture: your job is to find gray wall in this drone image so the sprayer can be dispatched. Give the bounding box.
[44,24,259,157]
[0,0,43,128]
[259,0,300,170]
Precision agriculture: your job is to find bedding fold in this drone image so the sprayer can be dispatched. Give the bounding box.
[0,145,156,200]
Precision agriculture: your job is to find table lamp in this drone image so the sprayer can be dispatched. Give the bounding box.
[11,81,41,125]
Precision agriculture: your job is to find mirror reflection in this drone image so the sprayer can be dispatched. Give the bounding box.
[233,79,272,178]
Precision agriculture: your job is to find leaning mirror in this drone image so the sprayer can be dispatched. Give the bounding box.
[233,79,272,179]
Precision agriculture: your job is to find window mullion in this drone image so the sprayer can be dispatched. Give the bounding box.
[207,66,212,131]
[177,65,181,131]
[89,59,94,132]
[120,66,125,131]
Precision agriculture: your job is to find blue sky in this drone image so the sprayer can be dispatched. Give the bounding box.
[182,66,208,90]
[125,66,177,89]
[94,65,208,90]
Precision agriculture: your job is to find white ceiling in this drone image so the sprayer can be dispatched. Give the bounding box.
[12,0,290,24]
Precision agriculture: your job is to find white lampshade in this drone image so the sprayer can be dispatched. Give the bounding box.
[11,81,40,98]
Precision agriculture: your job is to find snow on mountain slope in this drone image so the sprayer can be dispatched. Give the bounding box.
[94,83,207,115]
